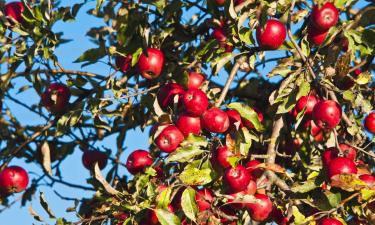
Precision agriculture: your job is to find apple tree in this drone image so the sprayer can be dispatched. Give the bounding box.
[0,0,374,224]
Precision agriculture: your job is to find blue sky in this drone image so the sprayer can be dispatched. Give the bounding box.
[0,0,371,224]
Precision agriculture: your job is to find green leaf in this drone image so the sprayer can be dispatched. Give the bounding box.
[157,187,172,209]
[360,189,375,201]
[155,209,180,225]
[181,134,208,148]
[296,82,310,100]
[74,47,106,65]
[356,71,372,85]
[291,179,319,193]
[325,191,341,208]
[166,146,205,163]
[228,103,264,132]
[343,90,355,102]
[212,53,235,75]
[292,206,307,225]
[181,187,198,222]
[180,162,213,186]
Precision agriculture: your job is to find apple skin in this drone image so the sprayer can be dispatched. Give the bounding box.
[327,157,357,179]
[115,213,129,225]
[201,108,230,133]
[271,207,288,225]
[195,188,214,212]
[224,165,252,193]
[176,113,201,137]
[212,28,227,42]
[359,174,375,186]
[0,166,29,194]
[256,19,286,50]
[182,89,209,116]
[242,107,263,129]
[245,193,273,222]
[246,160,263,180]
[312,100,342,130]
[215,0,226,6]
[215,146,236,169]
[311,3,339,31]
[364,112,375,134]
[5,2,24,24]
[318,218,343,225]
[125,150,153,175]
[115,54,132,73]
[322,144,357,166]
[307,24,328,46]
[295,95,319,118]
[82,151,108,170]
[154,125,184,153]
[157,83,185,109]
[41,83,71,114]
[187,72,205,89]
[137,48,165,79]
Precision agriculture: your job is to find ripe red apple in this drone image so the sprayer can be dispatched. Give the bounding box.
[242,107,263,129]
[322,144,357,166]
[41,83,71,114]
[125,150,153,175]
[0,166,29,194]
[318,218,343,225]
[215,146,237,168]
[157,83,185,109]
[82,151,108,170]
[295,95,319,117]
[115,54,132,73]
[212,28,227,42]
[364,112,375,134]
[176,113,201,137]
[310,3,339,31]
[195,188,214,212]
[312,100,342,130]
[246,160,263,180]
[5,2,24,24]
[137,48,165,79]
[327,157,357,179]
[228,180,257,209]
[154,125,184,153]
[226,109,243,130]
[187,72,205,89]
[201,108,230,133]
[245,193,273,222]
[224,165,251,193]
[182,89,209,116]
[307,24,328,46]
[359,174,375,186]
[256,19,286,50]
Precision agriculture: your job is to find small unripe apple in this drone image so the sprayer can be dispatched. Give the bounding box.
[195,188,214,212]
[182,89,209,116]
[215,146,236,168]
[176,113,201,137]
[201,108,230,133]
[242,107,263,129]
[82,151,108,170]
[5,2,24,24]
[125,150,153,175]
[307,24,328,46]
[137,48,165,79]
[157,83,185,109]
[246,160,263,180]
[295,95,319,117]
[0,166,29,194]
[41,83,71,114]
[187,72,205,89]
[312,100,342,130]
[245,193,272,222]
[364,112,375,134]
[318,218,343,225]
[256,19,286,50]
[155,125,184,153]
[327,157,357,179]
[115,54,132,73]
[359,174,375,186]
[224,165,251,193]
[310,3,339,31]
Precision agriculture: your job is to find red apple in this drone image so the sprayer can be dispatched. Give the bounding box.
[176,113,201,137]
[312,100,342,130]
[327,157,357,179]
[226,109,243,129]
[182,89,209,116]
[5,2,24,24]
[41,83,71,114]
[311,3,339,31]
[215,146,237,168]
[195,188,214,212]
[318,218,343,225]
[364,112,375,134]
[187,72,205,89]
[125,150,153,175]
[116,54,132,73]
[82,151,108,170]
[228,180,257,209]
[246,160,263,180]
[242,107,263,129]
[245,193,272,222]
[359,174,375,186]
[157,83,185,109]
[201,108,230,133]
[295,95,319,117]
[155,125,184,153]
[0,166,29,194]
[322,144,357,167]
[137,48,165,79]
[212,28,227,42]
[116,213,129,225]
[224,165,251,193]
[256,19,286,50]
[271,207,288,225]
[307,24,328,46]
[215,0,226,7]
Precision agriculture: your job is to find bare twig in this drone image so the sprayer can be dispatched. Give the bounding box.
[73,215,109,225]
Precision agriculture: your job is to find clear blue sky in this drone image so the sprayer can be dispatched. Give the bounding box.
[0,0,370,224]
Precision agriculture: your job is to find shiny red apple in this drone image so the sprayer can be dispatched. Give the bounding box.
[0,166,29,194]
[125,150,153,175]
[137,48,165,79]
[82,151,108,170]
[256,19,286,50]
[311,3,339,31]
[182,89,209,116]
[176,113,201,137]
[41,83,71,114]
[154,125,184,153]
[312,100,342,130]
[201,108,230,133]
